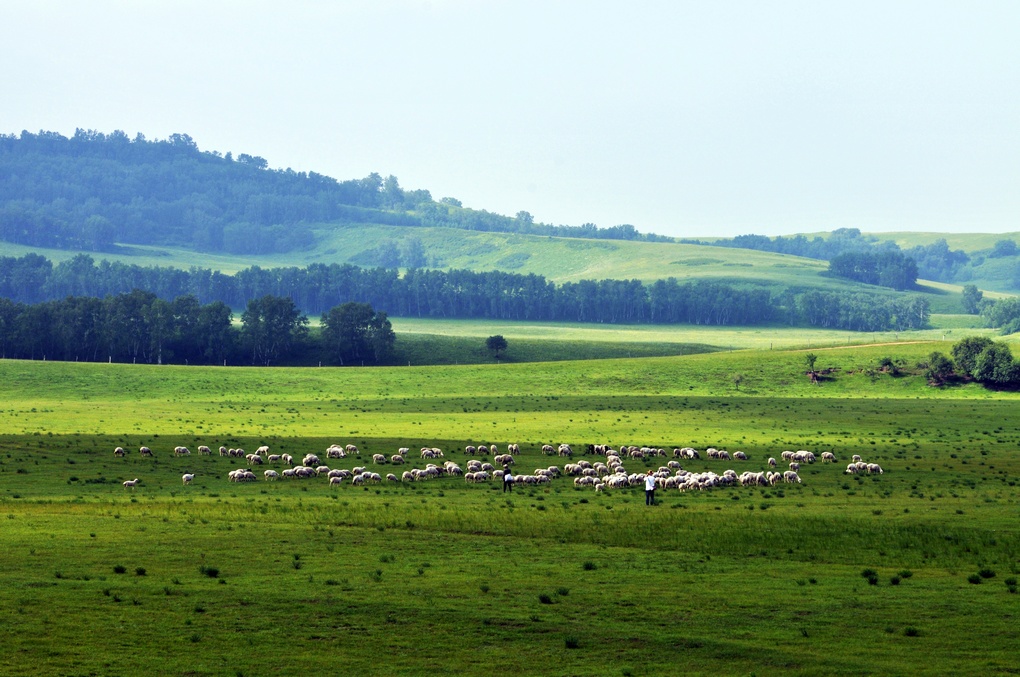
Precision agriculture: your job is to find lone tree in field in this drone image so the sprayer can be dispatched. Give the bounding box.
[731,373,745,390]
[805,352,818,382]
[486,335,508,360]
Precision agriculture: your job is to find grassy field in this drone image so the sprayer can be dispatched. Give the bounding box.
[2,344,1020,674]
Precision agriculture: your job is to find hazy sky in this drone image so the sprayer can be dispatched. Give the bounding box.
[2,1,1018,238]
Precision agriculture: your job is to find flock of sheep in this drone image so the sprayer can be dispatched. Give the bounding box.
[113,442,884,492]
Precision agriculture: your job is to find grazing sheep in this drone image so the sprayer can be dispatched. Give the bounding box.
[768,457,777,468]
[386,473,399,482]
[542,444,555,455]
[329,476,344,487]
[866,463,884,474]
[821,452,836,463]
[123,478,140,489]
[783,470,801,484]
[326,445,346,459]
[174,446,191,456]
[781,451,795,461]
[465,445,477,455]
[303,454,320,467]
[789,462,800,471]
[198,445,211,455]
[852,454,863,463]
[845,463,859,474]
[182,473,195,485]
[558,444,573,457]
[733,451,747,461]
[139,446,153,457]
[268,454,282,463]
[282,468,297,478]
[390,454,405,464]
[246,453,264,466]
[507,443,520,455]
[113,447,126,457]
[372,454,387,464]
[264,470,280,481]
[282,454,294,465]
[256,445,270,456]
[219,446,228,456]
[345,444,359,454]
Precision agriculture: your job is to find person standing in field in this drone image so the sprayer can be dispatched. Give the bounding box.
[644,469,656,506]
[503,464,513,493]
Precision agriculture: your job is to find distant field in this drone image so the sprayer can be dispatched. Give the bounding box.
[392,317,997,352]
[872,230,1020,253]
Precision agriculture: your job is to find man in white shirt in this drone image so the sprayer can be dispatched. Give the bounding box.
[644,470,656,506]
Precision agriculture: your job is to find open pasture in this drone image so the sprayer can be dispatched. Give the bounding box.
[1,347,1020,675]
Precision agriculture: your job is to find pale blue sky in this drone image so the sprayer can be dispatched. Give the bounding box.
[2,0,1018,238]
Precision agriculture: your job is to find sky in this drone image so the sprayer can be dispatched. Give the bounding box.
[2,0,1018,239]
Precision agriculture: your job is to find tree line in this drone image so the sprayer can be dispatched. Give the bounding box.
[0,252,934,331]
[0,129,667,256]
[0,290,393,367]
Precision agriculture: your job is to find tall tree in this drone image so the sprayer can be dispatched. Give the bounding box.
[240,295,308,365]
[320,302,394,366]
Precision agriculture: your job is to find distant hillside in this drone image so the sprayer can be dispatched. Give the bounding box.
[0,129,668,256]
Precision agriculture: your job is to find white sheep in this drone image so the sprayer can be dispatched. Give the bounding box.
[866,463,884,474]
[197,445,211,455]
[181,473,195,485]
[139,446,153,457]
[789,462,800,471]
[329,476,344,487]
[264,469,280,481]
[113,446,126,457]
[783,470,801,484]
[733,451,747,461]
[123,478,139,489]
[372,454,387,464]
[768,457,777,468]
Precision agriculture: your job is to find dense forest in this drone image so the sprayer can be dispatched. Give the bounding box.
[0,129,668,255]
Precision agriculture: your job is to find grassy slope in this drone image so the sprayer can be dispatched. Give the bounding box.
[2,348,1020,675]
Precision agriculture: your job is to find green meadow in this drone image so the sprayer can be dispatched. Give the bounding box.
[2,339,1020,675]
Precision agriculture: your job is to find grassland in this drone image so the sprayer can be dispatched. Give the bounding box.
[2,343,1020,675]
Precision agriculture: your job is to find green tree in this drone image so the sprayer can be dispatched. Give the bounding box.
[321,302,395,366]
[951,336,994,377]
[924,351,954,385]
[973,343,1018,386]
[241,295,308,365]
[486,335,508,360]
[805,353,818,372]
[961,285,983,315]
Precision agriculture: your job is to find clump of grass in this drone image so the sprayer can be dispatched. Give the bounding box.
[890,576,901,585]
[978,568,996,579]
[199,565,219,578]
[480,584,490,594]
[113,565,126,574]
[556,587,569,596]
[898,570,913,579]
[564,635,580,649]
[904,627,921,637]
[967,574,982,584]
[582,561,596,571]
[135,567,146,576]
[194,605,206,613]
[538,594,553,604]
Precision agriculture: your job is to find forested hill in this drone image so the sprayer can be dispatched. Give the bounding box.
[0,129,668,256]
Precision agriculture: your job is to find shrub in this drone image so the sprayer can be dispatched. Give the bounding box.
[113,565,126,574]
[199,566,219,578]
[978,569,996,579]
[582,561,596,571]
[135,567,146,576]
[538,594,553,604]
[903,627,921,637]
[967,574,982,584]
[564,635,580,649]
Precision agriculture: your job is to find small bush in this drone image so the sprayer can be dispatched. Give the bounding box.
[898,570,913,579]
[582,561,596,571]
[890,576,901,586]
[1005,578,1017,586]
[866,575,879,586]
[860,568,877,579]
[564,635,580,649]
[480,584,490,594]
[978,569,996,579]
[538,594,553,604]
[903,627,921,637]
[199,566,219,578]
[135,567,146,576]
[113,565,126,574]
[967,574,982,584]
